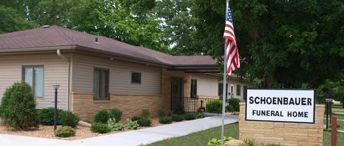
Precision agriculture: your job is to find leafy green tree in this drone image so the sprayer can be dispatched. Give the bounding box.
[0,0,169,53]
[70,0,169,53]
[192,0,344,88]
[0,0,77,26]
[317,79,344,105]
[156,0,200,55]
[0,6,36,34]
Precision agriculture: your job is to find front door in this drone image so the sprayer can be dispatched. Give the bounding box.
[171,77,183,112]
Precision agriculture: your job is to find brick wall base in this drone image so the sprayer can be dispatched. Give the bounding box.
[239,103,325,146]
[72,93,169,122]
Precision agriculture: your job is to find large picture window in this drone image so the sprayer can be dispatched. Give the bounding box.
[94,68,109,100]
[190,79,197,98]
[22,65,44,98]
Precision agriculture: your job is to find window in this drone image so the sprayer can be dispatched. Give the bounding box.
[93,68,109,100]
[230,86,234,94]
[218,83,228,99]
[243,86,248,101]
[236,85,241,96]
[22,66,44,98]
[190,79,197,98]
[131,72,141,84]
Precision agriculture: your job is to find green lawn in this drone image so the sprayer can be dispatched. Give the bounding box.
[322,105,344,146]
[149,106,344,146]
[323,130,344,146]
[147,123,239,146]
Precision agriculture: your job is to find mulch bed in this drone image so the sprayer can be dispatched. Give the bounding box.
[0,117,162,140]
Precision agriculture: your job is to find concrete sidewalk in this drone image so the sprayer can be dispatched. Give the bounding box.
[0,134,69,146]
[0,115,238,146]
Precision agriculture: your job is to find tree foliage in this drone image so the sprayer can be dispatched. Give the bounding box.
[0,0,169,53]
[0,0,343,89]
[156,0,200,55]
[192,0,344,88]
[0,6,36,34]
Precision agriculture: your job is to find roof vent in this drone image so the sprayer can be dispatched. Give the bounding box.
[42,25,50,28]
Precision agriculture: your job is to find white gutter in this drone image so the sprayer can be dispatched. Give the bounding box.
[56,49,72,111]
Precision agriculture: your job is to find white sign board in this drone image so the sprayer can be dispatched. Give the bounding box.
[246,89,315,123]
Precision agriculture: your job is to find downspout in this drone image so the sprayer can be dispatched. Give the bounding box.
[57,49,71,111]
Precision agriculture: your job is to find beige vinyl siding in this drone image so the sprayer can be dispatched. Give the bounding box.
[0,54,69,110]
[190,74,219,97]
[228,82,246,100]
[72,54,161,95]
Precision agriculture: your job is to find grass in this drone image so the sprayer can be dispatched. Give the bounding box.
[147,123,238,146]
[323,130,344,146]
[323,105,344,146]
[148,105,344,146]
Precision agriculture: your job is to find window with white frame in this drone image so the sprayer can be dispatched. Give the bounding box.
[22,65,44,98]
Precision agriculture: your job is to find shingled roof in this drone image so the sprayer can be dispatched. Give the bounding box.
[0,25,218,71]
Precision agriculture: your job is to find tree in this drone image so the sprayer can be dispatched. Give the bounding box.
[0,0,77,26]
[0,6,36,34]
[156,0,201,55]
[0,0,170,53]
[69,0,169,53]
[192,0,344,88]
[0,82,39,130]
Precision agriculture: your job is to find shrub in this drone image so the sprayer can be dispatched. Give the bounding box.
[184,113,196,120]
[141,109,150,118]
[132,116,151,127]
[195,112,205,119]
[54,126,75,137]
[91,123,111,133]
[37,108,64,125]
[107,119,124,131]
[158,108,171,117]
[207,137,233,146]
[226,98,240,112]
[0,82,39,129]
[94,109,110,124]
[138,117,151,127]
[131,116,141,122]
[206,100,222,113]
[244,138,256,146]
[159,116,172,124]
[109,108,122,122]
[174,106,185,115]
[172,114,184,122]
[60,111,79,128]
[124,120,139,130]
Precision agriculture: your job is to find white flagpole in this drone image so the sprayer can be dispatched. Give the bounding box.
[221,0,230,145]
[221,1,229,145]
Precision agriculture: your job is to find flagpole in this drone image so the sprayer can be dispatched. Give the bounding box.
[221,1,229,145]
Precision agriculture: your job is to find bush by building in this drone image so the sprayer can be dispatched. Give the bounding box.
[0,82,39,130]
[54,126,75,137]
[206,100,222,113]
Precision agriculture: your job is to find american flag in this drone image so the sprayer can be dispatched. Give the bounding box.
[223,3,240,75]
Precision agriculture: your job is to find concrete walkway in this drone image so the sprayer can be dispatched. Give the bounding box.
[0,115,238,146]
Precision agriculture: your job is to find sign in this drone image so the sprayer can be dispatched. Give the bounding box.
[245,89,315,123]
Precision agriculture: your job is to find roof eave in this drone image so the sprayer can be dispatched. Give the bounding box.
[0,45,77,53]
[74,45,171,68]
